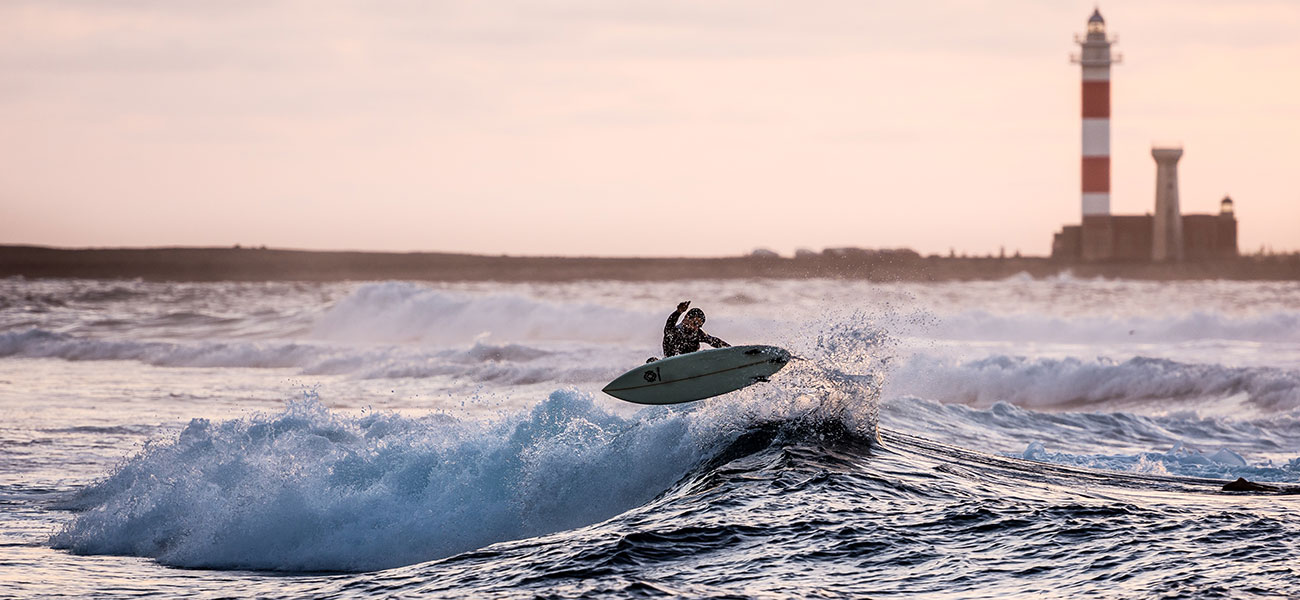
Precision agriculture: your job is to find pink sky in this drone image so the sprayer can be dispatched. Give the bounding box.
[3,1,1297,257]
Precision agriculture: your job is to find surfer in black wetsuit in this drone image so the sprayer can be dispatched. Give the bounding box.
[661,300,730,358]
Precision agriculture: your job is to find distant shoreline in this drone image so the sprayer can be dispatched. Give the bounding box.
[2,245,1297,282]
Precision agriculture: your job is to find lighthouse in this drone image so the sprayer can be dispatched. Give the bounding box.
[1072,9,1120,217]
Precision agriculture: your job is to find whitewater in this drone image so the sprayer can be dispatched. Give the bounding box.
[1,276,1298,598]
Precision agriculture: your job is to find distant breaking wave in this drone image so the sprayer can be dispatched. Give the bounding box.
[0,329,622,385]
[311,282,656,345]
[5,280,1297,347]
[929,309,1300,344]
[313,283,1300,345]
[889,355,1300,413]
[5,328,1299,412]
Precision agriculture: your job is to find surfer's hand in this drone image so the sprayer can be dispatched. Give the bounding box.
[677,301,690,312]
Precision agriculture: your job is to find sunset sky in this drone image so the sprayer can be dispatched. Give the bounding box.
[3,1,1297,257]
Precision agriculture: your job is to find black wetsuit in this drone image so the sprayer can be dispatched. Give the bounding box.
[662,308,729,357]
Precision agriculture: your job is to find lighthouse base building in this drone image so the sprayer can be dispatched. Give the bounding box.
[1052,174,1238,263]
[1052,147,1238,263]
[1052,209,1237,262]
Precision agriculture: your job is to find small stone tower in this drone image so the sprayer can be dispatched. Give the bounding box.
[1151,147,1184,261]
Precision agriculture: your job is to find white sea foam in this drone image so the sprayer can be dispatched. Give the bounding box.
[999,270,1108,283]
[1019,440,1299,483]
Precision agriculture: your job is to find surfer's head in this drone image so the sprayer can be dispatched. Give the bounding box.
[683,307,706,330]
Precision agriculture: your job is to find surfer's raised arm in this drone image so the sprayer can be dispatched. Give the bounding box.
[662,300,690,356]
[666,301,690,331]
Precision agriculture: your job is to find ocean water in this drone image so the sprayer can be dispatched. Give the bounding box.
[1,276,1298,598]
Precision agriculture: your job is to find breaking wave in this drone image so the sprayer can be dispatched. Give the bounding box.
[929,309,1300,344]
[889,355,1300,413]
[53,390,694,571]
[51,367,881,572]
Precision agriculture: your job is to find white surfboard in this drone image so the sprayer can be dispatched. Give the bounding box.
[602,345,791,405]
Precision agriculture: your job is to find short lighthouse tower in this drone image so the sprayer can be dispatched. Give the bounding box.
[1072,9,1120,217]
[1151,147,1184,262]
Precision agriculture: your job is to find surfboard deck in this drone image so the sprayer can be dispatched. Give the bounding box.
[602,345,791,405]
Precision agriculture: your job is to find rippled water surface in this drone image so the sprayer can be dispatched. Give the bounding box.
[2,276,1298,598]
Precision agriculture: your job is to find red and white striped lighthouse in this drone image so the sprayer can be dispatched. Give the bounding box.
[1072,9,1120,216]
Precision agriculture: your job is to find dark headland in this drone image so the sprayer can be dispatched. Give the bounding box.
[2,245,1298,282]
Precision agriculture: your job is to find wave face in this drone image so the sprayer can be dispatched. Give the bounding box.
[8,277,1300,597]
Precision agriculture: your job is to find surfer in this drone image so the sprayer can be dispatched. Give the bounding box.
[662,300,730,358]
